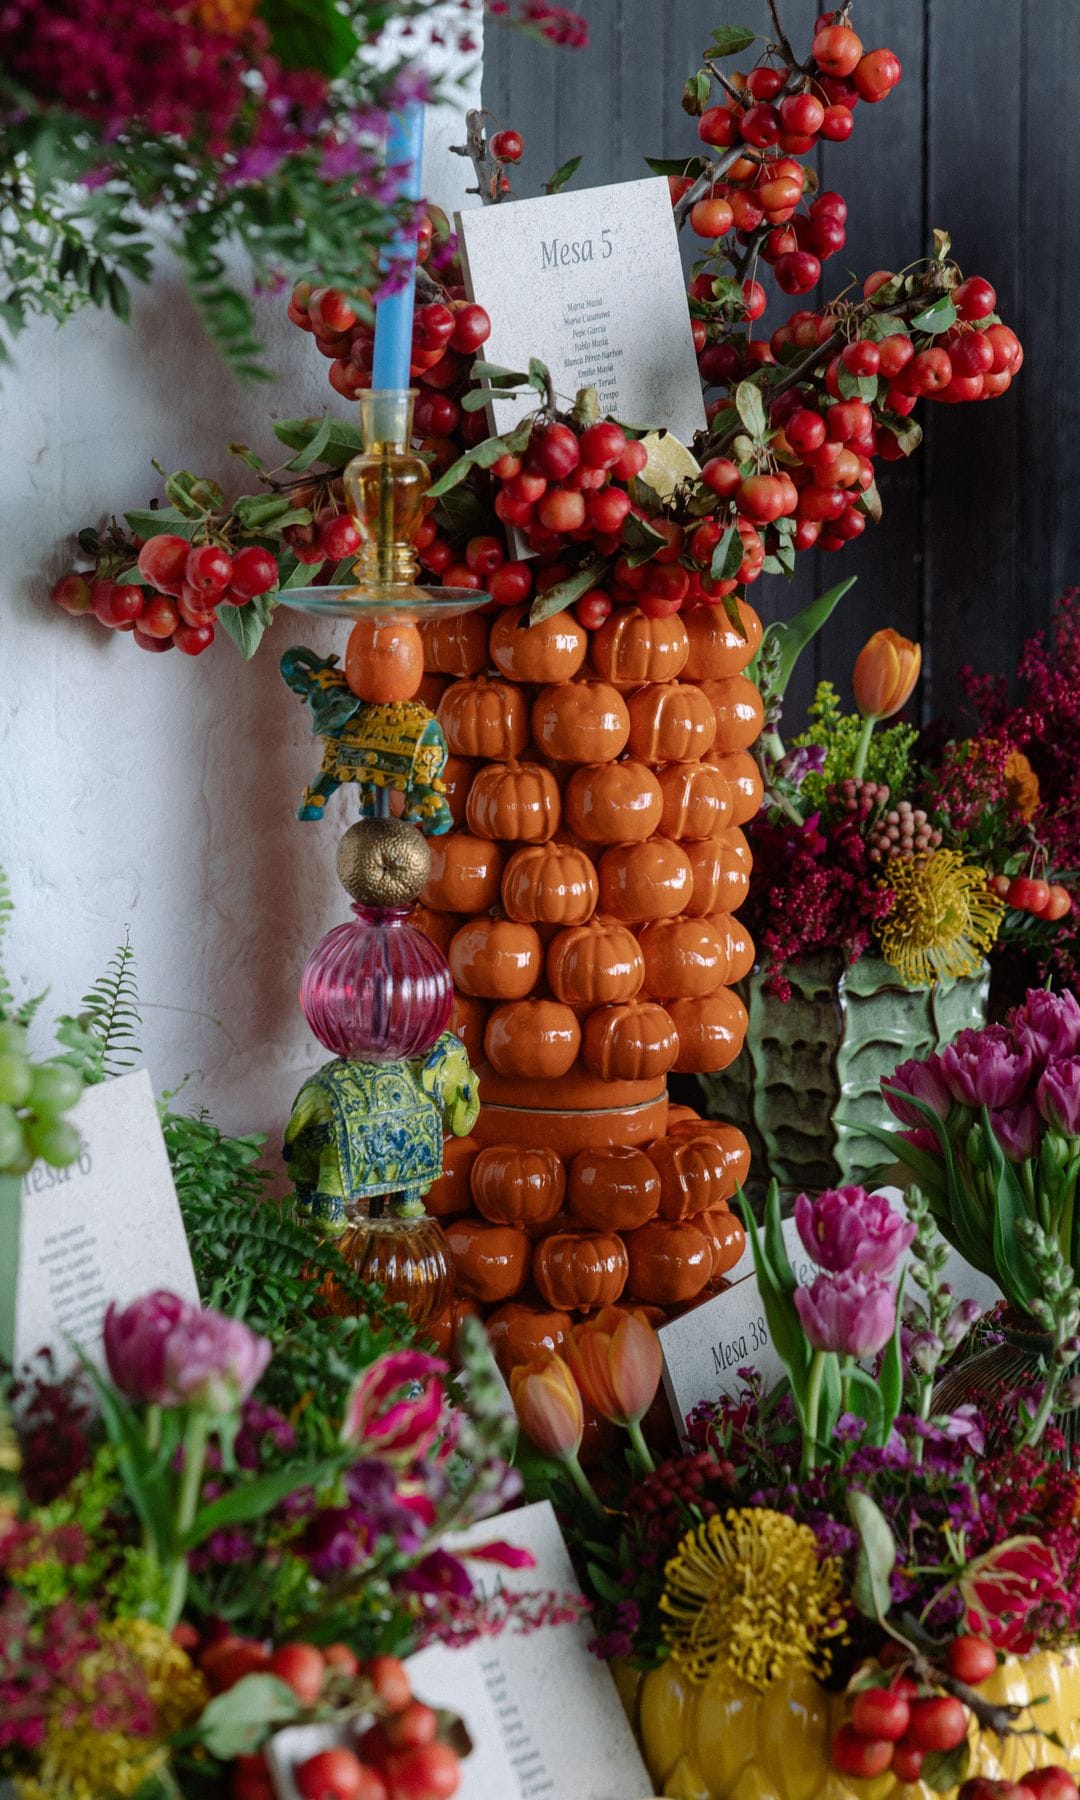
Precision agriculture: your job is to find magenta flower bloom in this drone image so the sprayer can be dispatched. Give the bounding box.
[883,1053,952,1126]
[939,1025,1032,1110]
[103,1291,193,1406]
[160,1309,271,1414]
[1012,988,1080,1067]
[793,1270,897,1358]
[795,1187,915,1277]
[343,1350,448,1462]
[1036,1057,1080,1136]
[989,1101,1041,1162]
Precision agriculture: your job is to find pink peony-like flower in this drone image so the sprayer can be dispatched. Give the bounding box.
[793,1269,897,1358]
[103,1290,193,1406]
[342,1350,448,1462]
[794,1187,915,1277]
[1012,988,1080,1067]
[939,1024,1033,1110]
[883,1053,952,1126]
[1036,1057,1080,1137]
[160,1307,270,1414]
[960,1536,1068,1652]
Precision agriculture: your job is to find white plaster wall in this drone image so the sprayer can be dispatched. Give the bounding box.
[0,33,482,1142]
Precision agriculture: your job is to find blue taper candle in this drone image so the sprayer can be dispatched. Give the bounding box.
[371,101,426,393]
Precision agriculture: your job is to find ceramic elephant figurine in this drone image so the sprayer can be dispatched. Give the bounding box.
[283,1029,480,1230]
[280,646,453,833]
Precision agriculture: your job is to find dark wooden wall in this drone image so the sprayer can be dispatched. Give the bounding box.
[483,0,1080,729]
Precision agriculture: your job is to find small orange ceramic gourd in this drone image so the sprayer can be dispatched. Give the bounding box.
[637,915,728,1000]
[683,827,752,916]
[449,992,489,1066]
[567,1146,661,1232]
[449,918,543,1001]
[345,617,424,702]
[446,1218,532,1304]
[656,760,733,841]
[485,1300,574,1376]
[668,988,749,1074]
[649,1131,742,1220]
[417,670,449,714]
[466,761,561,843]
[625,1218,713,1306]
[546,917,644,1007]
[531,681,630,764]
[682,599,763,680]
[501,841,599,926]
[626,682,717,764]
[484,998,582,1079]
[533,1230,630,1312]
[581,1000,679,1082]
[589,607,689,688]
[597,837,694,923]
[706,911,756,982]
[707,748,764,825]
[421,610,491,676]
[407,904,464,957]
[562,760,664,844]
[420,833,504,913]
[470,1144,567,1227]
[702,675,766,754]
[666,1119,752,1197]
[425,1294,480,1357]
[424,1135,481,1220]
[691,1207,748,1282]
[438,676,529,760]
[440,756,476,828]
[488,605,588,683]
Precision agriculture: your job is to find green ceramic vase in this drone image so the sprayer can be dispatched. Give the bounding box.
[697,951,988,1193]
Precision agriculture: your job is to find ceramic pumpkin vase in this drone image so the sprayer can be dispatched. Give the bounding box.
[412,600,761,1347]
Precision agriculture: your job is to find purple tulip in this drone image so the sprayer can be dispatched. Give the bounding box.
[939,1025,1033,1110]
[1036,1057,1080,1136]
[1012,988,1080,1068]
[900,1126,941,1155]
[103,1290,194,1406]
[794,1187,915,1277]
[988,1101,1041,1163]
[793,1269,897,1358]
[161,1308,271,1414]
[883,1054,952,1127]
[342,1350,448,1462]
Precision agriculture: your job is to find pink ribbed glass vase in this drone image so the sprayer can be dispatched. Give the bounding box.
[300,905,452,1061]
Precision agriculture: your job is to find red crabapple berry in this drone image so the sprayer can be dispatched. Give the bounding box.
[138,533,192,594]
[92,580,145,628]
[449,304,491,353]
[185,544,234,594]
[229,545,279,600]
[489,128,523,162]
[51,571,94,615]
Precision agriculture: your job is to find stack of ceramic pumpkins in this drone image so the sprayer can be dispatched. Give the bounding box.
[408,595,765,1366]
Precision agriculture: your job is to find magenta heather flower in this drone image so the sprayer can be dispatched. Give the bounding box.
[793,1270,897,1357]
[1036,1057,1080,1135]
[883,1053,952,1126]
[342,1350,448,1462]
[794,1187,915,1277]
[102,1290,192,1405]
[160,1307,271,1413]
[939,1025,1033,1110]
[1012,988,1080,1067]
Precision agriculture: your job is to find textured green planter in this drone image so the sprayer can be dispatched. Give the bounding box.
[697,951,988,1193]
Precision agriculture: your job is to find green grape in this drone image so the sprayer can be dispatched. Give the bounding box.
[24,1117,81,1168]
[0,1021,29,1057]
[0,1104,24,1171]
[28,1062,83,1116]
[0,1053,32,1108]
[2,1141,34,1176]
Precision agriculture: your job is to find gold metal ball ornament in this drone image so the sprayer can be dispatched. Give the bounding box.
[336,816,432,909]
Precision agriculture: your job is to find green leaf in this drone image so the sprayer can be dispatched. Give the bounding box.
[837,365,880,403]
[982,1107,1042,1310]
[529,560,607,624]
[844,1365,884,1441]
[909,295,957,336]
[123,508,201,543]
[856,479,883,524]
[708,24,757,55]
[734,379,767,443]
[921,1743,971,1793]
[528,358,551,394]
[862,314,910,343]
[877,1272,905,1445]
[931,228,953,265]
[644,156,705,179]
[544,155,583,196]
[682,69,712,115]
[736,1188,811,1403]
[710,525,743,583]
[435,488,493,543]
[752,577,856,700]
[621,510,668,568]
[259,0,358,75]
[183,1458,342,1548]
[231,494,312,534]
[274,416,362,468]
[763,1179,797,1299]
[115,566,148,587]
[215,594,276,661]
[848,1489,897,1620]
[194,1674,300,1759]
[470,361,532,387]
[877,410,923,457]
[586,1558,628,1605]
[460,387,529,412]
[164,470,223,516]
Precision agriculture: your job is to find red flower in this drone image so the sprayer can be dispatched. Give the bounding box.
[959,1536,1068,1652]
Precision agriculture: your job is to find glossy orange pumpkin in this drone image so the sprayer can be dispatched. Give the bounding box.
[470,1143,566,1228]
[449,918,543,1000]
[691,1206,748,1282]
[466,760,561,843]
[420,832,504,913]
[424,1134,481,1219]
[421,610,491,676]
[567,1145,661,1232]
[486,1300,573,1376]
[669,988,749,1074]
[667,1119,752,1197]
[597,837,694,922]
[702,675,766,754]
[408,904,464,956]
[706,911,756,982]
[533,1230,630,1312]
[489,605,588,683]
[589,607,689,688]
[417,670,450,714]
[562,759,663,844]
[649,1132,743,1220]
[446,1217,532,1304]
[707,748,764,825]
[440,756,476,828]
[531,681,630,764]
[625,1218,713,1306]
[501,841,599,926]
[345,616,425,703]
[425,1295,480,1357]
[683,827,752,916]
[682,599,763,680]
[638,915,727,1000]
[581,1000,679,1081]
[626,682,717,764]
[484,997,582,1079]
[657,760,733,841]
[449,992,489,1066]
[438,676,529,761]
[546,917,644,1007]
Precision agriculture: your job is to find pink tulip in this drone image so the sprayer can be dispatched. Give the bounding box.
[794,1187,915,1278]
[342,1350,448,1462]
[510,1353,584,1461]
[103,1290,193,1405]
[989,1100,1041,1162]
[160,1308,271,1414]
[793,1269,897,1358]
[883,1054,952,1126]
[1012,988,1080,1067]
[1036,1057,1080,1137]
[940,1025,1032,1110]
[564,1306,662,1427]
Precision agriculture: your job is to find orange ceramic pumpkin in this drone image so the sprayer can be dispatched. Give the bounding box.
[625,1218,713,1306]
[438,676,529,761]
[501,841,599,926]
[589,607,689,688]
[683,827,752,916]
[669,988,749,1074]
[424,1134,481,1219]
[466,761,561,843]
[450,992,489,1065]
[533,1230,630,1312]
[531,681,630,764]
[546,918,644,1007]
[421,611,491,676]
[449,918,543,1000]
[649,1132,742,1220]
[489,605,588,684]
[417,670,449,714]
[440,756,476,829]
[420,833,504,913]
[408,904,464,956]
[484,998,582,1079]
[597,837,694,922]
[682,599,763,680]
[626,682,717,764]
[562,760,663,844]
[470,1143,566,1227]
[708,748,764,825]
[702,675,766,754]
[345,616,425,703]
[425,1294,480,1357]
[581,1000,679,1081]
[638,915,727,1000]
[656,760,733,841]
[486,1300,573,1376]
[666,1119,752,1197]
[446,1217,532,1304]
[567,1145,661,1232]
[690,1207,747,1282]
[706,911,756,982]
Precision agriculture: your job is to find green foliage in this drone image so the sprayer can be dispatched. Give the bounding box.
[796,681,918,808]
[55,934,141,1084]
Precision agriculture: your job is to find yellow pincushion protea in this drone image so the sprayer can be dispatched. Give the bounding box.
[877,849,1003,987]
[659,1508,846,1690]
[15,1618,208,1800]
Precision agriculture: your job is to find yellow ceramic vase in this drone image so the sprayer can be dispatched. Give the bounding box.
[619,1652,1080,1800]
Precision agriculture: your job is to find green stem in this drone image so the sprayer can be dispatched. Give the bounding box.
[839,1354,854,1416]
[851,713,877,782]
[164,1411,211,1631]
[142,1404,162,1564]
[802,1350,828,1476]
[562,1450,606,1518]
[627,1417,656,1475]
[1024,1367,1061,1449]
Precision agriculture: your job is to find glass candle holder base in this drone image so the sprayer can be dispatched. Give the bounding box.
[322,1206,453,1329]
[275,584,491,623]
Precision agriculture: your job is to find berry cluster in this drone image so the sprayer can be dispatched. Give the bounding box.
[989,872,1073,922]
[52,535,279,656]
[868,801,942,863]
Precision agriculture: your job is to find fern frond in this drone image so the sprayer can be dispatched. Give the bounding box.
[78,934,142,1080]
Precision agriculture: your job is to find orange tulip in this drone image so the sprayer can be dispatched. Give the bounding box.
[852,628,922,721]
[510,1352,584,1461]
[565,1306,662,1428]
